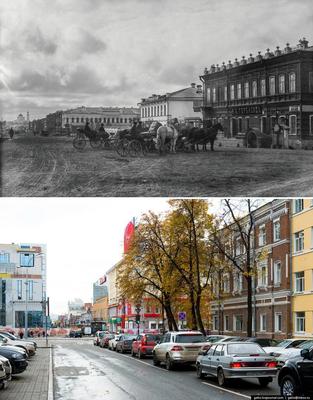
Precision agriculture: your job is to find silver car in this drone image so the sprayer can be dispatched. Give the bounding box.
[152,331,207,370]
[196,341,278,387]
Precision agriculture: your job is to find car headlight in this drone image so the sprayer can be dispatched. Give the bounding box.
[12,353,22,359]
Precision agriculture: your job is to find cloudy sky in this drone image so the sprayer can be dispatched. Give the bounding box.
[0,0,312,121]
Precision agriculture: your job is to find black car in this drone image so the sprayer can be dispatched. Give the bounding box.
[0,345,28,374]
[69,330,82,338]
[278,347,313,396]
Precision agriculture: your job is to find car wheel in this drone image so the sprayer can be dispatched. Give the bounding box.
[165,354,174,371]
[258,377,272,387]
[153,353,160,366]
[280,375,299,396]
[138,350,144,359]
[217,368,226,387]
[196,363,205,379]
[121,348,125,354]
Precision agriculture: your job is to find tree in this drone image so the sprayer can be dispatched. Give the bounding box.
[210,199,265,337]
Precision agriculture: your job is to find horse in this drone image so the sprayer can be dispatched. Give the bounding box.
[182,123,223,151]
[156,125,180,153]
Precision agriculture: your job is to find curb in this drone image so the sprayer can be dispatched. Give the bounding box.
[48,346,54,400]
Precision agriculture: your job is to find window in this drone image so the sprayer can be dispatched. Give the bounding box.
[0,253,9,263]
[260,314,267,331]
[289,115,296,134]
[28,280,33,300]
[244,82,249,98]
[212,87,217,102]
[237,83,242,99]
[224,315,230,331]
[157,106,159,116]
[224,86,227,101]
[261,79,266,96]
[310,115,313,135]
[258,262,268,287]
[261,116,267,133]
[66,117,69,123]
[164,104,167,115]
[294,231,304,252]
[81,118,84,123]
[279,75,285,93]
[295,312,305,333]
[223,274,230,293]
[238,118,242,132]
[275,313,282,332]
[252,80,257,97]
[76,117,79,123]
[213,315,219,331]
[273,220,281,242]
[274,261,281,285]
[233,272,243,292]
[20,253,34,268]
[294,199,304,213]
[235,237,241,255]
[17,280,22,299]
[71,117,74,123]
[269,76,276,95]
[289,72,296,93]
[230,84,235,100]
[234,315,243,331]
[214,345,224,356]
[207,87,211,102]
[258,225,266,246]
[295,271,305,292]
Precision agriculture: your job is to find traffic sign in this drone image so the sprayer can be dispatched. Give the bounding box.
[178,311,186,321]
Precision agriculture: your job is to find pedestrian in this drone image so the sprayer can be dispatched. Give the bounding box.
[9,128,14,139]
[19,330,24,339]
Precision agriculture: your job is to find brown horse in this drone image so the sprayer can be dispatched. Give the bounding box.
[156,125,179,153]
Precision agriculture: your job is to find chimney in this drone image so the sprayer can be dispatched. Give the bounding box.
[191,83,196,88]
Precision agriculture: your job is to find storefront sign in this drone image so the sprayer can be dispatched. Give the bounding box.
[230,105,262,115]
[289,106,300,112]
[302,105,313,112]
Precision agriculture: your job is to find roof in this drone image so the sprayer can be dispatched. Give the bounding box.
[64,106,140,115]
[141,85,202,104]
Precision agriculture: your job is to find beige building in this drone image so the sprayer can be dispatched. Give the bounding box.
[92,296,108,323]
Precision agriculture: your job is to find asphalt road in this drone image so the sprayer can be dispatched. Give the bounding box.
[52,339,281,400]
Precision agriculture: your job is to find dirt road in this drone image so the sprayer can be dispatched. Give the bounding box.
[1,135,313,197]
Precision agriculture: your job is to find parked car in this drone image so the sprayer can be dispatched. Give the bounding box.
[263,338,308,356]
[278,347,313,396]
[0,345,28,374]
[99,334,115,348]
[153,331,207,370]
[0,331,37,351]
[131,333,161,358]
[243,337,281,347]
[0,355,12,383]
[196,341,278,387]
[275,339,313,366]
[0,360,8,389]
[69,330,82,338]
[0,335,35,356]
[116,335,137,353]
[108,334,122,351]
[205,335,229,344]
[93,331,106,346]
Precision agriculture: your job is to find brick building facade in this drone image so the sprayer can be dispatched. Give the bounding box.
[211,200,292,339]
[199,38,313,148]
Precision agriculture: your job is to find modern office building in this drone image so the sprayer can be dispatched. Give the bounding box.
[93,281,108,303]
[0,243,47,328]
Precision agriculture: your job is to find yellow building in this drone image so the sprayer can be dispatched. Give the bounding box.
[291,198,313,337]
[91,296,108,323]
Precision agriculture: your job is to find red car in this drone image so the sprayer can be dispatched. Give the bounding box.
[99,334,115,348]
[131,333,161,358]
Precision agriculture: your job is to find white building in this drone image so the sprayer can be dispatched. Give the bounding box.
[0,243,47,329]
[139,83,203,126]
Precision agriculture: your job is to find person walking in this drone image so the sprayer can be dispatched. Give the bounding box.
[9,128,14,139]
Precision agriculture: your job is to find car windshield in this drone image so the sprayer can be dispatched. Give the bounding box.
[228,343,264,355]
[207,336,225,343]
[145,334,160,341]
[175,334,205,343]
[123,335,137,340]
[297,340,313,349]
[275,340,293,348]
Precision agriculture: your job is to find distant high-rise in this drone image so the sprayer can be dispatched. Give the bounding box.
[93,282,108,303]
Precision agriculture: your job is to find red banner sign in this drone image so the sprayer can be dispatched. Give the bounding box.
[124,221,135,253]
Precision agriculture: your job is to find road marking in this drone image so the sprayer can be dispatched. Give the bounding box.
[201,381,250,399]
[103,350,169,372]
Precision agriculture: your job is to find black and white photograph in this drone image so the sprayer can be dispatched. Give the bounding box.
[1,0,313,197]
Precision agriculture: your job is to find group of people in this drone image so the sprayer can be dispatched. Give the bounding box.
[18,330,47,339]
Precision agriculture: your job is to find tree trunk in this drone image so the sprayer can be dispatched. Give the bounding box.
[195,294,205,335]
[189,288,198,330]
[164,295,178,331]
[247,275,253,337]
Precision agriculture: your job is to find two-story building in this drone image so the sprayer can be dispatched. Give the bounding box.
[200,38,313,148]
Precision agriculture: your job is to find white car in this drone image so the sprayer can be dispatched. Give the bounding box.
[108,335,122,351]
[153,330,207,370]
[0,360,8,389]
[263,339,307,356]
[0,334,35,356]
[0,355,12,383]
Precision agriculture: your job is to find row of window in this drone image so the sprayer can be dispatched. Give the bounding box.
[65,117,132,124]
[0,253,35,267]
[293,198,313,214]
[213,312,283,332]
[141,104,167,118]
[207,72,296,103]
[228,115,298,136]
[17,279,34,300]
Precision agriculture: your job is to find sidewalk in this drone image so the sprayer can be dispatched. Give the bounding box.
[0,347,51,400]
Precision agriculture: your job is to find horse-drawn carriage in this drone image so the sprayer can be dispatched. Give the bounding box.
[73,128,112,150]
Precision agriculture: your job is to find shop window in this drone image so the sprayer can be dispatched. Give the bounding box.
[289,115,296,134]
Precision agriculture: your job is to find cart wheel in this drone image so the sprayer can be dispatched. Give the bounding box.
[128,140,142,157]
[102,139,111,150]
[73,137,87,150]
[116,139,129,157]
[90,136,102,149]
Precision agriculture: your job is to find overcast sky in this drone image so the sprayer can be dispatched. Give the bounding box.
[0,0,312,121]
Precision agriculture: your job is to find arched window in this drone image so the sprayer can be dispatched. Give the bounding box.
[252,81,257,97]
[261,79,266,96]
[289,115,297,134]
[237,83,242,99]
[224,86,228,101]
[230,84,235,100]
[207,87,211,103]
[212,87,217,102]
[279,75,285,94]
[244,82,249,98]
[289,73,296,93]
[269,76,276,95]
